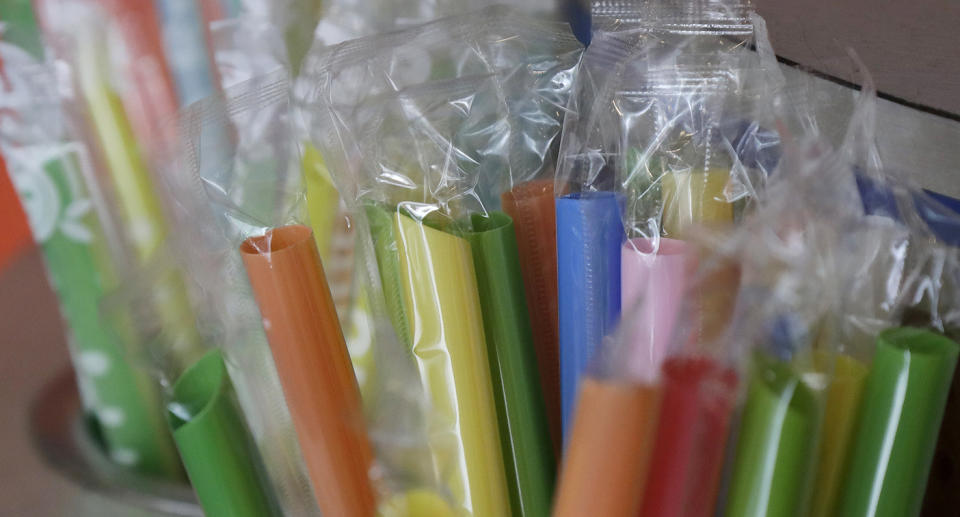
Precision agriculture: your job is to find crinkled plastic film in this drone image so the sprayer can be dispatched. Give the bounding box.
[35,0,207,377]
[308,0,558,48]
[0,42,183,479]
[554,238,741,517]
[31,8,289,513]
[168,72,338,517]
[827,73,960,517]
[297,9,582,516]
[716,70,959,517]
[713,139,856,517]
[552,2,787,445]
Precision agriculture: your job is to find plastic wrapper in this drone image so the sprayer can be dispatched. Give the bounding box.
[0,37,183,479]
[552,238,741,517]
[35,0,206,374]
[209,11,289,88]
[32,4,295,514]
[715,67,960,517]
[553,0,786,438]
[555,85,835,517]
[296,7,583,515]
[308,0,557,48]
[164,73,329,516]
[826,73,960,517]
[706,92,862,517]
[698,68,960,517]
[156,0,223,107]
[171,71,485,515]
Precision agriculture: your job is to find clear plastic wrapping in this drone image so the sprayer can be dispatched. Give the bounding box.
[553,0,785,440]
[552,53,960,517]
[172,70,484,515]
[553,192,758,517]
[35,0,208,376]
[32,3,294,514]
[0,36,183,480]
[308,0,558,47]
[826,72,960,517]
[164,72,322,516]
[296,7,583,516]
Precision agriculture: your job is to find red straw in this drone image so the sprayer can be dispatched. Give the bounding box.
[639,357,738,517]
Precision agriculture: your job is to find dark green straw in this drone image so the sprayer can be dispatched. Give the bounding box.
[837,327,959,517]
[169,350,278,517]
[463,211,556,517]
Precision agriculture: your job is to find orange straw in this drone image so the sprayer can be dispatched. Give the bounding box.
[240,225,375,517]
[501,179,563,455]
[552,377,661,517]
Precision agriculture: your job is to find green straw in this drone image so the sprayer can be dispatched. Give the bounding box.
[724,353,821,517]
[837,327,959,517]
[463,211,556,517]
[24,152,182,479]
[391,210,512,516]
[366,202,412,352]
[169,350,279,517]
[0,0,44,58]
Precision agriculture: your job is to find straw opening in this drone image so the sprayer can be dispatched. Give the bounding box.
[240,225,314,256]
[168,349,228,431]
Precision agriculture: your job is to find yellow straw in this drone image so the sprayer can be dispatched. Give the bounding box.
[77,32,203,370]
[302,143,340,262]
[809,353,869,517]
[394,212,511,517]
[661,168,733,238]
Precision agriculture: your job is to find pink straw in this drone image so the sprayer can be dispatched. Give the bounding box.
[620,238,692,382]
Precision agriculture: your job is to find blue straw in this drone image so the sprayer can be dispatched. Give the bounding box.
[157,0,218,107]
[556,191,625,441]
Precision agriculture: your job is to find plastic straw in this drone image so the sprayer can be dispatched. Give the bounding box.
[303,144,341,262]
[837,327,959,517]
[620,238,690,382]
[393,211,511,517]
[808,353,868,517]
[169,349,278,517]
[724,354,821,517]
[464,211,556,517]
[76,33,203,370]
[0,0,44,58]
[366,203,412,352]
[240,225,375,517]
[379,489,459,517]
[76,35,166,263]
[556,192,624,438]
[552,378,661,517]
[157,0,219,107]
[501,179,562,454]
[661,168,733,238]
[639,357,738,517]
[31,153,181,478]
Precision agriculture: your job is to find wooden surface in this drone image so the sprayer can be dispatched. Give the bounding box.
[758,0,960,116]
